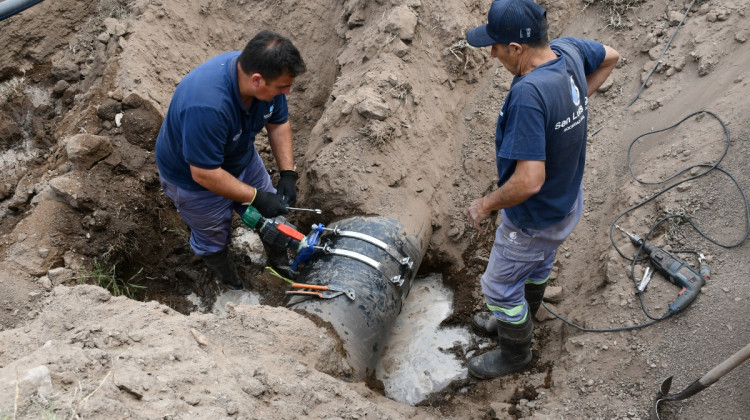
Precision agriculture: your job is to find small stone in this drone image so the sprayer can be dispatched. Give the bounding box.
[667,11,684,26]
[38,276,52,291]
[226,402,239,415]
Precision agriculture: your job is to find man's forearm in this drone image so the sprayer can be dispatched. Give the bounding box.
[190,166,257,204]
[483,173,540,212]
[267,121,295,172]
[587,45,620,96]
[467,160,545,230]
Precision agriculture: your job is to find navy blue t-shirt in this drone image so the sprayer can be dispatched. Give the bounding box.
[155,52,289,190]
[495,37,605,229]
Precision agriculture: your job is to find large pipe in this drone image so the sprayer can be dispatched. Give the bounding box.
[0,0,44,21]
[288,213,430,378]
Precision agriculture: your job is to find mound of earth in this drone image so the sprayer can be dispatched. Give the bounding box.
[1,0,748,418]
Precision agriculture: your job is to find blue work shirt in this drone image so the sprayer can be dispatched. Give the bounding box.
[495,37,605,229]
[155,52,289,191]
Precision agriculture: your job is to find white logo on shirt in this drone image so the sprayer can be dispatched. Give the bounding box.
[553,75,586,131]
[570,76,580,106]
[232,130,242,142]
[264,104,274,119]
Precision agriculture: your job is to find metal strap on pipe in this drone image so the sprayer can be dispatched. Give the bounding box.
[325,227,414,270]
[316,244,404,286]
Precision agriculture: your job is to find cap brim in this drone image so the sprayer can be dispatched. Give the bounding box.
[466,24,496,47]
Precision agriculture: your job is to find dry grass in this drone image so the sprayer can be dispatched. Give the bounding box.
[0,77,25,104]
[585,0,646,28]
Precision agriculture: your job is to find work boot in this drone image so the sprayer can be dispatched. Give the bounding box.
[262,241,297,280]
[472,311,499,337]
[524,281,547,317]
[468,316,533,379]
[472,282,548,336]
[201,248,243,290]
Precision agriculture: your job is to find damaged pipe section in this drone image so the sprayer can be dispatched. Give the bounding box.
[288,213,431,378]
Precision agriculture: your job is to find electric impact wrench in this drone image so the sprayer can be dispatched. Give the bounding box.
[240,205,323,270]
[616,225,709,314]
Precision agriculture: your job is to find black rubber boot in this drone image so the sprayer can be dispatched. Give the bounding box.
[472,311,499,337]
[262,241,297,280]
[468,316,533,379]
[525,281,548,317]
[472,281,548,336]
[201,248,243,290]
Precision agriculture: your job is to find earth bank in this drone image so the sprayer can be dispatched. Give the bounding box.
[1,0,749,419]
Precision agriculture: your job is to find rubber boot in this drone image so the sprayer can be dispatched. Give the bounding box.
[262,241,297,280]
[201,248,243,290]
[468,316,533,379]
[472,281,548,336]
[524,281,547,317]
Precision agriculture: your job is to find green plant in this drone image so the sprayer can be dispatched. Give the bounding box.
[77,259,146,299]
[166,218,190,246]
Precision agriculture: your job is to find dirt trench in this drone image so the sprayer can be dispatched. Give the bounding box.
[2,0,750,419]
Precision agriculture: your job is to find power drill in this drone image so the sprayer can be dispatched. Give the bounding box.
[616,225,709,314]
[241,205,306,252]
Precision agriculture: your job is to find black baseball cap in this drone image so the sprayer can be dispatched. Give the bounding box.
[466,0,548,47]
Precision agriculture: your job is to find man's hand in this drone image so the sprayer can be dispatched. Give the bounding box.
[467,196,491,232]
[276,170,297,206]
[467,160,546,231]
[252,190,289,218]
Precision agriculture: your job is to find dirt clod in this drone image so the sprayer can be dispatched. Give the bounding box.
[1,0,749,419]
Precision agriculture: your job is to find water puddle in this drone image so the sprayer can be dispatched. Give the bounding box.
[195,267,483,406]
[376,274,481,405]
[211,289,261,315]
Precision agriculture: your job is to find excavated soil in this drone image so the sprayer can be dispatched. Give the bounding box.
[1,0,749,419]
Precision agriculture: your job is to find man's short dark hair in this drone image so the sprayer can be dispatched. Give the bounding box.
[526,31,549,48]
[238,30,306,80]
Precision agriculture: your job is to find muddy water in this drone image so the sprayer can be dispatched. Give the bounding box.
[211,289,261,314]
[376,274,481,405]
[202,272,481,406]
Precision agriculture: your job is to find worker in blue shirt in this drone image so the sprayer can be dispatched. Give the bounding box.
[464,0,619,378]
[156,30,306,290]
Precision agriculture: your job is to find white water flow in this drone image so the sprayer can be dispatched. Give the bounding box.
[211,289,261,314]
[376,274,479,405]
[205,271,482,406]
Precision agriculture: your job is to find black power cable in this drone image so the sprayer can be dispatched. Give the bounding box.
[591,0,698,137]
[550,110,749,333]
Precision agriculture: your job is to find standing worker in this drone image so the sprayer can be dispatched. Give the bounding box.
[155,29,306,290]
[464,0,619,378]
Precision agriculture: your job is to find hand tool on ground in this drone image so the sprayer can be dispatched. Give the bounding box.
[652,342,750,420]
[287,207,323,214]
[286,282,355,300]
[615,225,708,314]
[637,267,653,292]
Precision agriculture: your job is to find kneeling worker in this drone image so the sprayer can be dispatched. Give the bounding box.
[155,30,307,290]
